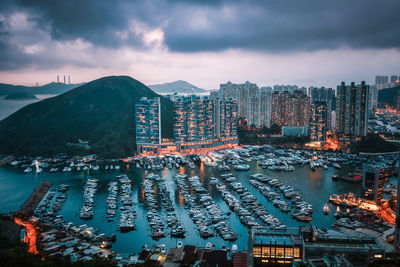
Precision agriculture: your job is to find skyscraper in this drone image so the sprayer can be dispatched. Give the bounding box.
[336,81,369,137]
[259,87,272,128]
[219,81,258,125]
[310,101,328,141]
[362,165,385,203]
[135,97,161,148]
[173,95,215,143]
[270,90,310,127]
[215,98,238,139]
[310,87,336,130]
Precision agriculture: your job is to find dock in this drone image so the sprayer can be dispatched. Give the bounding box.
[16,181,52,218]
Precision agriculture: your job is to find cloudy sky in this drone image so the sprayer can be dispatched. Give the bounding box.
[0,0,399,89]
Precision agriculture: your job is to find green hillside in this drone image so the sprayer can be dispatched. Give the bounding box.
[378,85,400,107]
[0,76,174,157]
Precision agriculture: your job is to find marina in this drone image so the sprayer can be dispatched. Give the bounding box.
[1,147,398,256]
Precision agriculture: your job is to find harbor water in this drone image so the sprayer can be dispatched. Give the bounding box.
[0,161,396,254]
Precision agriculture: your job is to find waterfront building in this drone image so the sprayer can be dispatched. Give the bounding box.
[174,95,238,151]
[135,97,161,153]
[362,165,386,203]
[214,98,238,139]
[248,226,385,267]
[310,87,336,130]
[174,95,215,143]
[310,101,327,141]
[336,81,369,138]
[271,90,310,127]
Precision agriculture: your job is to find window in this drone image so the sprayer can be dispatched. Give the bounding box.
[262,246,270,257]
[285,247,293,258]
[253,247,261,257]
[270,247,275,257]
[276,247,284,258]
[294,247,300,258]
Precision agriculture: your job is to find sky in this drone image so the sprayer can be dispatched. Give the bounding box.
[0,0,399,89]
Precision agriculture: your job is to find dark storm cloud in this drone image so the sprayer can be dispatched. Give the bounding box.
[0,0,399,70]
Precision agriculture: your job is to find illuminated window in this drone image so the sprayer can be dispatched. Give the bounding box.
[276,247,284,258]
[294,248,300,258]
[285,247,293,258]
[262,246,270,257]
[270,247,275,257]
[253,247,261,257]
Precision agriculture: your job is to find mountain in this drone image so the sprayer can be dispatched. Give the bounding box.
[148,80,208,94]
[0,82,83,96]
[0,76,174,157]
[378,85,400,107]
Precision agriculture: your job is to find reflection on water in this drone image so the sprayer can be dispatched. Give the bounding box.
[0,162,397,254]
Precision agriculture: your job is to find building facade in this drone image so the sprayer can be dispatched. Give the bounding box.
[310,101,328,141]
[249,226,385,267]
[271,90,310,127]
[362,165,386,203]
[336,81,369,137]
[173,95,215,143]
[135,97,161,150]
[173,95,238,151]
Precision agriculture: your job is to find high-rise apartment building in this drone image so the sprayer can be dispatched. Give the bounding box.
[259,87,272,128]
[369,85,378,109]
[135,97,161,146]
[219,81,258,125]
[174,95,215,143]
[376,75,399,90]
[336,81,369,137]
[362,165,385,203]
[310,87,336,130]
[214,98,238,139]
[310,101,328,141]
[271,90,310,127]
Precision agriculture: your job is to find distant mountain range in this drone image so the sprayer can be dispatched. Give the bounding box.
[0,76,174,157]
[148,80,208,94]
[0,82,83,96]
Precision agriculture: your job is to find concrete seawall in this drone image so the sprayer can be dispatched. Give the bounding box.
[16,181,52,218]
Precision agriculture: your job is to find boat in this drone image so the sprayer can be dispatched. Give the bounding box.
[177,241,183,248]
[332,174,339,181]
[333,163,341,169]
[323,203,330,214]
[234,164,250,171]
[24,167,32,173]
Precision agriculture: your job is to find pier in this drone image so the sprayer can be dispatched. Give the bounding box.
[16,181,52,218]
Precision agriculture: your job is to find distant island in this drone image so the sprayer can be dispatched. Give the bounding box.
[148,80,207,94]
[4,92,38,100]
[0,82,83,96]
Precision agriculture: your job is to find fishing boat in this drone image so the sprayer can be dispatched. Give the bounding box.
[323,203,330,214]
[234,164,250,171]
